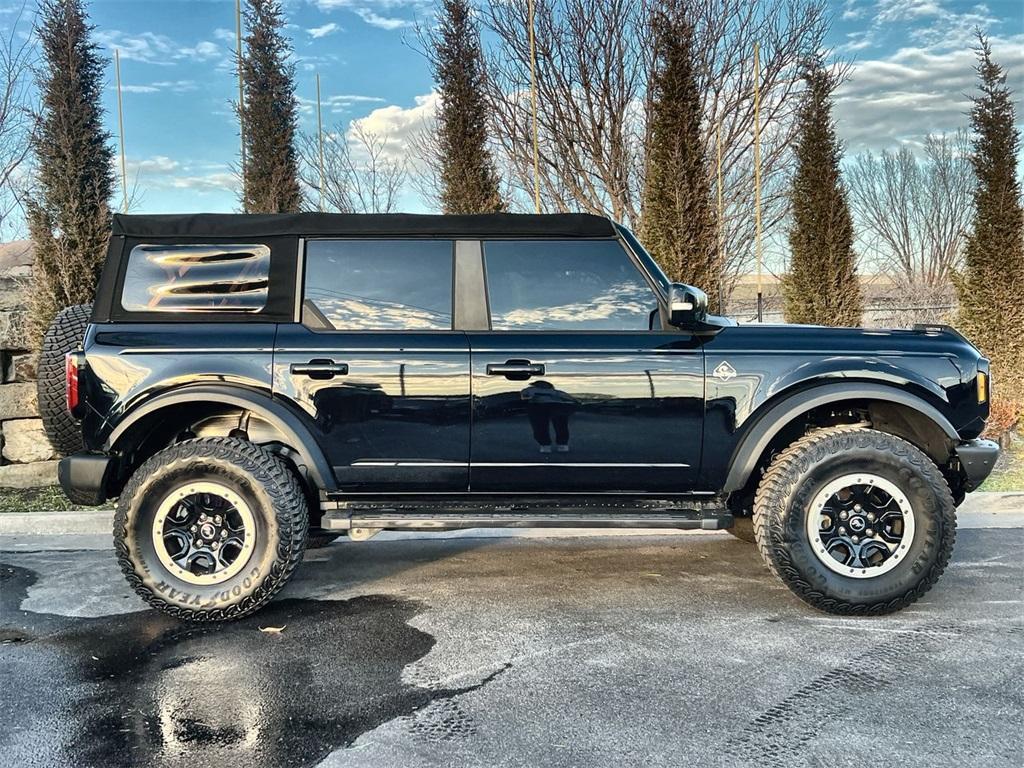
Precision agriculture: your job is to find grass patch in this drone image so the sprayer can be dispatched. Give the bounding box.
[979,426,1024,492]
[0,485,112,514]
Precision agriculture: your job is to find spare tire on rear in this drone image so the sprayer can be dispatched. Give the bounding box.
[37,303,92,457]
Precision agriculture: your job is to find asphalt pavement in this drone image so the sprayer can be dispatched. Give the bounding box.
[1,520,1022,768]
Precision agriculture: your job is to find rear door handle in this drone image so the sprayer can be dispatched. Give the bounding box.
[486,360,546,379]
[290,359,349,380]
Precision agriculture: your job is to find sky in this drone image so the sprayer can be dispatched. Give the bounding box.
[1,0,1022,220]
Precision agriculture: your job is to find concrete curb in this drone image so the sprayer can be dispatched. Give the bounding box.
[1,491,1021,537]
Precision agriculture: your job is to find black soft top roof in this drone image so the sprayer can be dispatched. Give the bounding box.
[111,212,616,239]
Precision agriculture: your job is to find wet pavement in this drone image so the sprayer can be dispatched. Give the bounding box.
[1,528,1022,767]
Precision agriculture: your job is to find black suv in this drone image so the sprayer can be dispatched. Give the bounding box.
[51,212,998,621]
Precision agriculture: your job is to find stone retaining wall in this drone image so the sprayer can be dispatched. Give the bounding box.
[0,241,58,488]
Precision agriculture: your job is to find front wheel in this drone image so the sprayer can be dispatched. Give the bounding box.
[753,426,956,615]
[114,437,308,621]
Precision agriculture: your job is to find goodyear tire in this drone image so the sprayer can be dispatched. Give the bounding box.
[753,426,956,615]
[727,516,756,543]
[37,303,92,457]
[114,437,308,621]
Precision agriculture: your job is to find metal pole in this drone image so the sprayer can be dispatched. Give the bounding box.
[236,0,247,212]
[115,49,128,213]
[527,0,541,213]
[716,118,724,315]
[316,73,325,212]
[753,42,763,323]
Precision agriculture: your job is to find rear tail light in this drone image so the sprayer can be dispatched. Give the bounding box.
[66,352,80,415]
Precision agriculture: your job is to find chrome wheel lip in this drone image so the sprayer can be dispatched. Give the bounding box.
[152,481,257,586]
[806,473,916,579]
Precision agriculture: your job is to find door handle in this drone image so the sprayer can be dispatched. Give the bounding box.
[290,359,349,380]
[486,360,546,379]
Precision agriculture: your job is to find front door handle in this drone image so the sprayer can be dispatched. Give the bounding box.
[486,360,546,380]
[290,359,349,380]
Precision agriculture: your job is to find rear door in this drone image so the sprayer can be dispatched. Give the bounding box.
[274,238,471,492]
[469,239,704,493]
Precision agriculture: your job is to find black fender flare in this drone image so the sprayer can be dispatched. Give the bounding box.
[105,384,337,492]
[722,382,959,492]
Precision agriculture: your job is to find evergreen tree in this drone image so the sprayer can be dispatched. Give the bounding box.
[640,3,719,308]
[26,0,114,341]
[955,34,1024,410]
[782,58,861,326]
[239,0,301,213]
[430,0,504,213]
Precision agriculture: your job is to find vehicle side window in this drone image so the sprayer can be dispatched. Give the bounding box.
[121,244,270,313]
[303,239,454,331]
[483,240,657,331]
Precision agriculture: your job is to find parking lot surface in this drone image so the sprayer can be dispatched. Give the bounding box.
[1,526,1022,768]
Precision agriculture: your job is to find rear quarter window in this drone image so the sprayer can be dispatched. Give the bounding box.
[121,244,271,313]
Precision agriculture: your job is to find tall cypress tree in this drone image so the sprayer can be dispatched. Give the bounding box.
[955,35,1024,409]
[782,58,861,326]
[26,0,114,341]
[240,0,301,213]
[431,0,504,213]
[640,3,719,308]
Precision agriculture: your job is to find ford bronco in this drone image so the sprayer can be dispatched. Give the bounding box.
[47,212,999,620]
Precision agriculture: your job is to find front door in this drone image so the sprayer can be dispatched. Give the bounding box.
[274,238,470,492]
[469,239,704,493]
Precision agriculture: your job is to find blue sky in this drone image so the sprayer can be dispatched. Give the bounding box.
[2,0,1022,218]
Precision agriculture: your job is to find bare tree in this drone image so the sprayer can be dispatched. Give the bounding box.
[847,133,973,294]
[0,4,34,240]
[482,0,833,298]
[299,122,408,213]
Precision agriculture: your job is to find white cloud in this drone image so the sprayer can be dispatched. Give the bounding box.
[115,80,198,94]
[95,30,178,65]
[119,84,160,94]
[96,30,232,69]
[170,173,237,193]
[354,8,413,30]
[298,92,387,116]
[307,22,341,38]
[179,40,221,61]
[129,156,180,174]
[835,34,1024,153]
[350,92,438,158]
[213,28,236,44]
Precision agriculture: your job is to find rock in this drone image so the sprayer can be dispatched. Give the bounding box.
[2,419,56,463]
[6,352,37,383]
[0,240,33,273]
[0,309,29,350]
[0,382,38,420]
[0,459,58,488]
[0,276,28,311]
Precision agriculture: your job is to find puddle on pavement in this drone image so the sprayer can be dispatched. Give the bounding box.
[0,563,503,767]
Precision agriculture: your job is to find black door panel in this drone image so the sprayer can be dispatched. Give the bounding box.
[278,238,471,492]
[469,333,704,492]
[274,326,471,491]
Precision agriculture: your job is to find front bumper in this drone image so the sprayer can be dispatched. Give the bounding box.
[954,439,1000,491]
[57,453,117,506]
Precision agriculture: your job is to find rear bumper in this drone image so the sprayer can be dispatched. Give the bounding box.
[57,453,117,506]
[954,439,1000,491]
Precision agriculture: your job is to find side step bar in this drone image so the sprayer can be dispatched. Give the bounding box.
[321,502,733,533]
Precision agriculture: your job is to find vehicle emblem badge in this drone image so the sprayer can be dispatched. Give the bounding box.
[713,361,737,382]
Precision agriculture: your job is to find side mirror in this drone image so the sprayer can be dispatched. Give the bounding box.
[667,283,708,328]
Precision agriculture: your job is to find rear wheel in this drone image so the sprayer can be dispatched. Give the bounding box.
[114,437,308,621]
[753,426,956,615]
[37,303,92,456]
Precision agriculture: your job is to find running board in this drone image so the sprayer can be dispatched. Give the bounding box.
[321,501,732,532]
